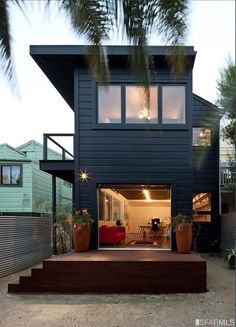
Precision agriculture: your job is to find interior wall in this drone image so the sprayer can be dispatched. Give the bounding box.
[127,201,171,233]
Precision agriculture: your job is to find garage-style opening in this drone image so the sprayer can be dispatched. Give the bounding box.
[97,184,171,250]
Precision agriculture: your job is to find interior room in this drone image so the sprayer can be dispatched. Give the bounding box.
[98,184,171,249]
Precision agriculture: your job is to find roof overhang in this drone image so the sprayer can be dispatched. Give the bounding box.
[30,45,196,110]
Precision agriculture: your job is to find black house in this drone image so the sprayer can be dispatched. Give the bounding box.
[31,45,220,252]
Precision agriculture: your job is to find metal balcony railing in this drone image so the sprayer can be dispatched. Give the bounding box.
[220,166,235,191]
[43,133,74,160]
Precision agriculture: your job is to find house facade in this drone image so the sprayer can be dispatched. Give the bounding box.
[0,140,72,216]
[31,45,220,251]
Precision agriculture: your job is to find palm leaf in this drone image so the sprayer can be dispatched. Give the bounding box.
[0,0,26,89]
[0,0,14,84]
[60,0,114,83]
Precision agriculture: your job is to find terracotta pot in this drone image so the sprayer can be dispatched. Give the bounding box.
[176,223,192,254]
[73,223,91,252]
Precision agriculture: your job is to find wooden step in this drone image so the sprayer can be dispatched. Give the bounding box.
[8,251,207,294]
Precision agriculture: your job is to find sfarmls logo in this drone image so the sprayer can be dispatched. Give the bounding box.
[195,319,235,326]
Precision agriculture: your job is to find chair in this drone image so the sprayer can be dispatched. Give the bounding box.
[99,226,125,245]
[151,218,160,238]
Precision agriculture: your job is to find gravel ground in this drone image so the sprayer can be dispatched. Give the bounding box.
[0,254,235,327]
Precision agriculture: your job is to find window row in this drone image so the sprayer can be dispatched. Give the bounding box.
[98,85,186,124]
[0,165,22,186]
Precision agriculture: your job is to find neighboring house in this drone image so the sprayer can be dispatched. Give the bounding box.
[0,140,72,216]
[30,45,220,251]
[219,132,235,251]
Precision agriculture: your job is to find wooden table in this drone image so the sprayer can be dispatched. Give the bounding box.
[137,224,152,242]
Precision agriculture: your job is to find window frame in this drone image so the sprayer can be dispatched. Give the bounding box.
[192,192,212,223]
[162,85,186,125]
[192,127,212,147]
[95,83,187,129]
[0,164,23,187]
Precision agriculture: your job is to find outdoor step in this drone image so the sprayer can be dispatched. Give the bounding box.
[8,251,207,294]
[11,269,206,293]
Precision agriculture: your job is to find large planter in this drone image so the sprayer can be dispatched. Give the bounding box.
[73,223,91,252]
[176,223,192,254]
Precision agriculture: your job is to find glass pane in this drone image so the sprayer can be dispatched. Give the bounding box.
[2,166,11,184]
[193,193,211,211]
[193,128,211,146]
[113,199,121,222]
[162,86,185,124]
[98,190,105,220]
[11,166,21,185]
[98,86,121,123]
[126,86,157,123]
[105,195,112,220]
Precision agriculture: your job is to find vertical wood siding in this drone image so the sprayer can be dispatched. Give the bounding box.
[0,216,52,277]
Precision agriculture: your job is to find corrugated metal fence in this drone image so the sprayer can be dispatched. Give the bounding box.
[0,216,52,278]
[221,212,236,250]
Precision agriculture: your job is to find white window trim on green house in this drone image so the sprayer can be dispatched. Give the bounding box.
[0,164,22,186]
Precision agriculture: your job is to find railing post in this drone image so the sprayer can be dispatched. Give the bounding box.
[52,175,57,255]
[43,134,48,160]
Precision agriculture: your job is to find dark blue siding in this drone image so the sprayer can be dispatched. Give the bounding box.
[192,95,220,251]
[76,68,194,250]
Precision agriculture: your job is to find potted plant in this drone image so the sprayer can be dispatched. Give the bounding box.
[225,248,236,269]
[70,209,93,252]
[172,213,193,254]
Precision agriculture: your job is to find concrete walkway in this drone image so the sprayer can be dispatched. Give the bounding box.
[0,254,235,327]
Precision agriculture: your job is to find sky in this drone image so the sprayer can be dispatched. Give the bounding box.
[0,0,235,151]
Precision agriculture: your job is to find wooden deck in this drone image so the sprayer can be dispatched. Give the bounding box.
[8,251,207,294]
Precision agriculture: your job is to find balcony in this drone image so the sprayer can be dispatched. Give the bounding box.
[220,166,235,191]
[40,134,75,183]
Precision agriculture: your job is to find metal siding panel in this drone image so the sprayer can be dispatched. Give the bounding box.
[221,212,236,250]
[0,216,52,277]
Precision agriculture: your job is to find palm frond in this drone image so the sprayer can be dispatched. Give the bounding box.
[60,0,114,83]
[0,0,14,84]
[0,0,27,90]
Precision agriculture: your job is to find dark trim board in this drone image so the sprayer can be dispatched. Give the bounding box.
[8,251,207,294]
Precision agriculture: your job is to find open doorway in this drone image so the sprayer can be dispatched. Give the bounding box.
[98,184,171,250]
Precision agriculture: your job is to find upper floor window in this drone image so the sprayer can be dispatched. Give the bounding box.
[193,128,211,146]
[0,165,22,186]
[126,86,158,123]
[98,86,121,123]
[162,86,186,124]
[97,84,186,125]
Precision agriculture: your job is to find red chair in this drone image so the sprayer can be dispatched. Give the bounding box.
[99,226,125,245]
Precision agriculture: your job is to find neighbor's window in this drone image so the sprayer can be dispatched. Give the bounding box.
[98,86,121,123]
[193,128,211,146]
[0,165,21,185]
[126,86,158,123]
[192,193,211,222]
[162,86,185,124]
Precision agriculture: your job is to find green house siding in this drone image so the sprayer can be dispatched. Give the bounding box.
[0,161,32,213]
[0,141,72,215]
